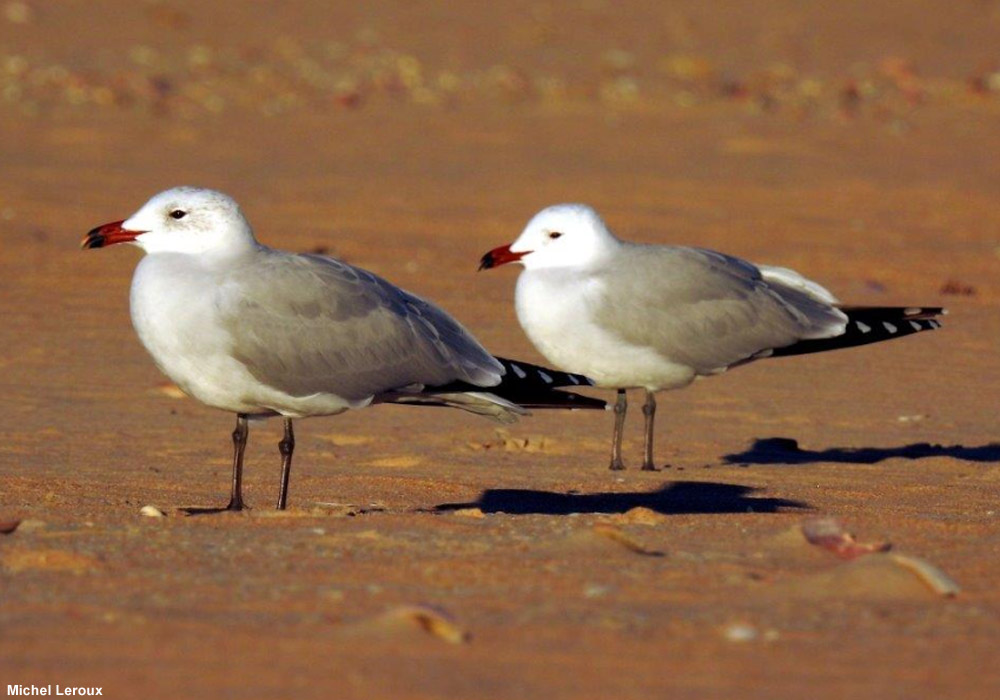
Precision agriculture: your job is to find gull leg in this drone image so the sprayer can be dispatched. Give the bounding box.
[641,390,659,471]
[609,389,627,471]
[276,418,295,510]
[226,413,249,511]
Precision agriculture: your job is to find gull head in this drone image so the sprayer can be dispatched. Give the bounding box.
[479,203,619,272]
[82,186,258,257]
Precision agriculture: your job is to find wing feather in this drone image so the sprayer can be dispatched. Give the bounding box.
[590,245,847,372]
[215,250,502,402]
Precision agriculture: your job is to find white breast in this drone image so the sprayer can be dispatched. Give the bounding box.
[514,269,696,390]
[129,255,358,417]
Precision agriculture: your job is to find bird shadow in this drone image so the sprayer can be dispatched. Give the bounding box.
[723,437,1000,466]
[433,481,806,516]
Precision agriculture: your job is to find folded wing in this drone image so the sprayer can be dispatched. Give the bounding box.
[590,245,848,373]
[217,250,504,403]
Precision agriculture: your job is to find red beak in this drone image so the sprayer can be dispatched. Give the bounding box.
[81,220,142,249]
[479,244,527,270]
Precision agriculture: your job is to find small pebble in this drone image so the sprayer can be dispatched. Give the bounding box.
[583,583,611,598]
[18,518,46,532]
[722,622,758,642]
[140,505,166,518]
[152,381,187,399]
[388,604,470,644]
[452,507,485,519]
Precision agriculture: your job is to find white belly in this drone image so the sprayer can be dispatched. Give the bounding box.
[514,271,696,391]
[129,257,356,417]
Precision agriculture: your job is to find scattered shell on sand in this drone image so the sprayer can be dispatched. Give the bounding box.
[801,516,891,559]
[889,553,960,597]
[139,505,166,518]
[592,524,665,557]
[0,39,974,124]
[583,583,612,599]
[384,604,470,644]
[613,506,669,526]
[151,381,187,399]
[451,507,486,519]
[722,623,780,643]
[15,518,45,533]
[722,622,758,642]
[469,429,553,453]
[773,551,960,600]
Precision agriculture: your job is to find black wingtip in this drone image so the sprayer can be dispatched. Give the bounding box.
[493,357,596,388]
[426,357,605,410]
[487,357,605,410]
[772,306,944,358]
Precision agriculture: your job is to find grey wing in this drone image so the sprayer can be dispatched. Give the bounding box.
[215,251,502,401]
[590,245,847,373]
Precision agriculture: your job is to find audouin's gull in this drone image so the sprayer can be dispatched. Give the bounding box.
[480,203,944,471]
[82,188,604,512]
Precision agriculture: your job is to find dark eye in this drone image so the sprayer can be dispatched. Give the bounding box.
[548,231,563,240]
[169,209,186,220]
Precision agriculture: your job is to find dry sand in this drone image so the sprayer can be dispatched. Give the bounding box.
[2,2,999,698]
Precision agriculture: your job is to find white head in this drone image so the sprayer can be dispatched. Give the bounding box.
[82,187,259,257]
[480,204,620,272]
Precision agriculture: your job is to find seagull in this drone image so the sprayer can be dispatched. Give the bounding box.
[479,203,944,471]
[82,187,604,512]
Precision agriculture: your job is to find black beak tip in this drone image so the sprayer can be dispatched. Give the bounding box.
[81,228,105,250]
[478,252,494,271]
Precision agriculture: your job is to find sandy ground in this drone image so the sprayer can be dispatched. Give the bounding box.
[2,2,1000,698]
